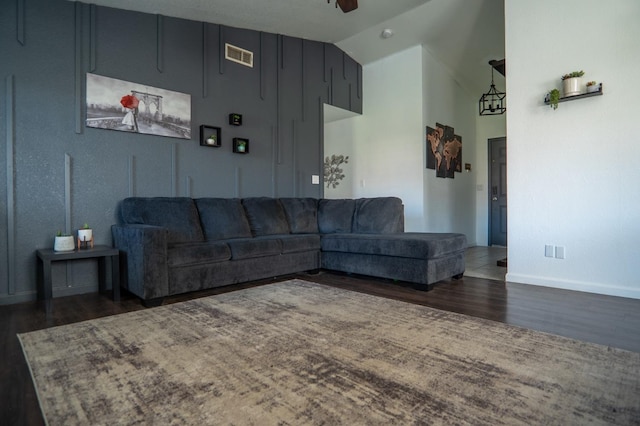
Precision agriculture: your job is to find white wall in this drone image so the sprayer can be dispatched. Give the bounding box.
[422,47,477,243]
[326,46,426,229]
[323,45,477,244]
[505,0,640,298]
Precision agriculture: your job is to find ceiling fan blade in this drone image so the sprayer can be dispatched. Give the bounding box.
[337,0,358,13]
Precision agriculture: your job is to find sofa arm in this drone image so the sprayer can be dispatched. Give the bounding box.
[112,224,169,301]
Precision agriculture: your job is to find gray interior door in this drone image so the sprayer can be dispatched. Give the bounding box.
[489,137,507,246]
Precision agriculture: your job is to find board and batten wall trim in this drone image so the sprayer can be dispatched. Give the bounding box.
[292,119,298,197]
[64,153,73,286]
[128,156,136,197]
[64,154,72,234]
[202,23,209,98]
[5,75,16,295]
[16,0,25,45]
[156,14,164,73]
[271,125,277,197]
[74,2,83,134]
[89,4,97,72]
[260,32,267,101]
[171,143,178,197]
[234,167,241,197]
[219,25,225,75]
[185,176,193,197]
[0,0,362,304]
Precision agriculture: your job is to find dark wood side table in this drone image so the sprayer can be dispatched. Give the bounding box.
[36,245,120,302]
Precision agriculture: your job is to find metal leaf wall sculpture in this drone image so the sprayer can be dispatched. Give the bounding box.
[324,154,349,188]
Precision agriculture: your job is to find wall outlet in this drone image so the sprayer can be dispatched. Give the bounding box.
[555,246,565,259]
[545,245,554,258]
[311,175,320,185]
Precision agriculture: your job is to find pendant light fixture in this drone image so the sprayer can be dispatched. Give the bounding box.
[479,60,506,116]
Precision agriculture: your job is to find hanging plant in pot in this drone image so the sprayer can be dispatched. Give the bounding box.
[54,231,75,252]
[546,89,561,110]
[561,70,585,97]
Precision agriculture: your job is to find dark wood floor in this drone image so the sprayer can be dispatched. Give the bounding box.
[3,272,640,425]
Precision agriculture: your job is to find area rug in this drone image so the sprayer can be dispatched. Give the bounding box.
[19,280,640,425]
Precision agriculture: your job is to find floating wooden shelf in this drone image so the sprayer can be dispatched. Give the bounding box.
[545,83,603,105]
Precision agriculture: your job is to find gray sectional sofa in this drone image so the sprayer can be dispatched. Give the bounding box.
[112,196,467,305]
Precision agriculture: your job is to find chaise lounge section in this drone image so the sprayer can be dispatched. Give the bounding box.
[112,196,466,305]
[318,197,467,286]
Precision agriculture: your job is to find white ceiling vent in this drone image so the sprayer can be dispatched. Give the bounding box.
[225,43,253,68]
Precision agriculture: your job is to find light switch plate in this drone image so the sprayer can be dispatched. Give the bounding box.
[312,175,320,185]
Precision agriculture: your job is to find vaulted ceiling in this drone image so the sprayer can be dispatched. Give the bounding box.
[76,0,505,96]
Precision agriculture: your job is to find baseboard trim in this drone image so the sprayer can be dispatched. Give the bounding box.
[0,284,100,305]
[0,291,36,305]
[505,272,640,300]
[53,285,98,298]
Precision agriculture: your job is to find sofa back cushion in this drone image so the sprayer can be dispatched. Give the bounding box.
[241,197,291,236]
[318,199,356,234]
[195,198,252,241]
[279,198,319,234]
[353,197,404,234]
[120,197,205,244]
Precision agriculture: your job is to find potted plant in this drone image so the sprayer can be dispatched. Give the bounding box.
[586,81,600,93]
[77,223,94,249]
[546,89,560,110]
[206,134,217,145]
[561,70,585,97]
[54,230,75,252]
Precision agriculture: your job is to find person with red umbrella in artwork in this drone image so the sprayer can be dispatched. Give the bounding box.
[120,94,139,132]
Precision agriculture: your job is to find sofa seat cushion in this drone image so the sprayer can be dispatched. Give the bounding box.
[277,234,321,254]
[195,198,252,240]
[242,198,291,236]
[279,198,319,234]
[167,242,231,267]
[120,197,205,244]
[321,232,467,260]
[226,237,282,260]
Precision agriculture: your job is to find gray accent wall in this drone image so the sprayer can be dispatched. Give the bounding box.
[0,0,362,304]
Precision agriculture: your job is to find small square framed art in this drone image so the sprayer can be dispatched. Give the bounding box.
[233,138,249,154]
[200,125,221,147]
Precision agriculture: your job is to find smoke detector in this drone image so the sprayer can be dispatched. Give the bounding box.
[380,29,394,39]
